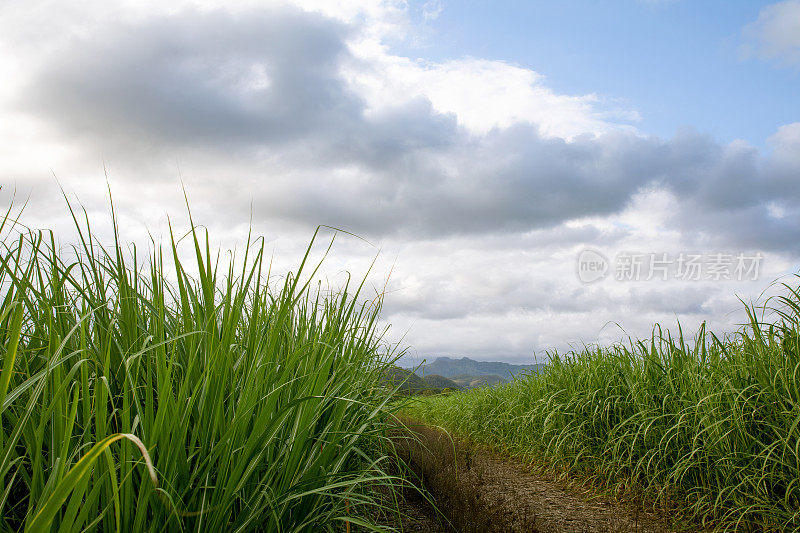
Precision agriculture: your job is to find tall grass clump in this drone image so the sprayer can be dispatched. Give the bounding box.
[0,197,404,532]
[408,284,800,531]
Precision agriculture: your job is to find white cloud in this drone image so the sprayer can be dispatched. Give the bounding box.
[743,0,800,67]
[768,121,800,156]
[348,55,637,138]
[421,0,443,21]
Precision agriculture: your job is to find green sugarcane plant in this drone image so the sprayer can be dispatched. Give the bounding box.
[0,193,408,532]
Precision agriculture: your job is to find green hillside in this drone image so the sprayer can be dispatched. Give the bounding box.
[450,374,507,389]
[422,374,461,390]
[382,366,428,393]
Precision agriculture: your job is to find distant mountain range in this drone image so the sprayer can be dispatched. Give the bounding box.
[381,357,544,395]
[410,356,542,379]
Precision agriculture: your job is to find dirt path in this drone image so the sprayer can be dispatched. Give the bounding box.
[385,418,686,533]
[362,484,451,532]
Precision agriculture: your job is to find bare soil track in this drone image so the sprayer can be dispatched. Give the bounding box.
[379,417,687,533]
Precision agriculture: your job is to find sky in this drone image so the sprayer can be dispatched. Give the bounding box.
[1,0,799,365]
[404,0,800,145]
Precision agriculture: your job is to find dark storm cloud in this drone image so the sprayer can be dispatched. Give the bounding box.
[17,5,800,251]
